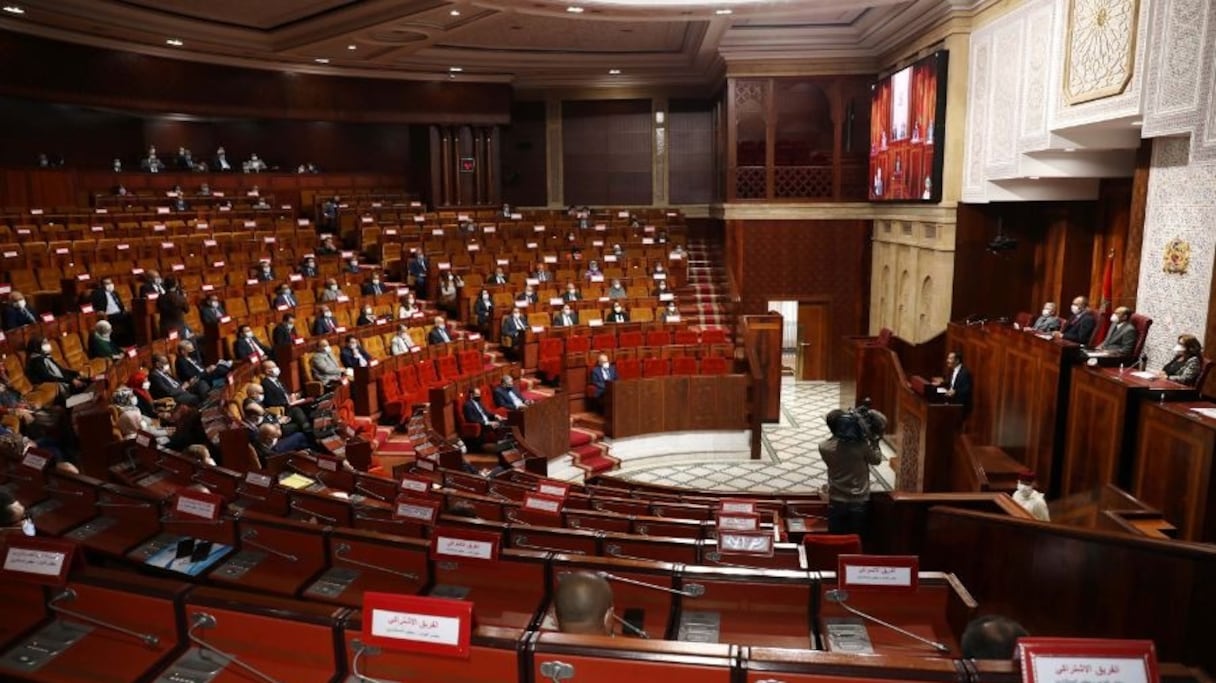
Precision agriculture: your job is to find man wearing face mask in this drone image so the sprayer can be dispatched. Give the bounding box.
[156,277,190,337]
[340,336,373,369]
[356,305,377,327]
[562,283,581,303]
[200,296,226,326]
[486,267,508,285]
[273,285,298,309]
[310,341,348,387]
[390,324,418,356]
[312,306,339,336]
[255,260,276,282]
[428,316,453,345]
[273,313,298,348]
[139,270,167,297]
[1096,306,1137,357]
[260,360,311,433]
[0,489,35,537]
[233,325,271,362]
[607,303,629,324]
[492,374,531,411]
[554,305,579,327]
[408,251,428,297]
[88,320,124,360]
[473,289,494,331]
[345,257,361,275]
[1054,295,1096,345]
[1029,302,1061,333]
[298,256,318,278]
[320,279,342,303]
[588,354,617,409]
[1011,471,1049,521]
[25,337,87,396]
[175,339,230,389]
[462,387,503,450]
[149,353,202,406]
[90,277,129,338]
[362,273,385,296]
[4,292,38,330]
[500,307,527,359]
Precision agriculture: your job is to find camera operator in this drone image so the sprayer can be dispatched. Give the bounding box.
[818,404,887,537]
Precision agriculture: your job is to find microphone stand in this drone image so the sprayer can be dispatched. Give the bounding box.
[824,590,950,653]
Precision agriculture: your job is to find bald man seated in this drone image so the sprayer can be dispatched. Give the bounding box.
[554,571,614,635]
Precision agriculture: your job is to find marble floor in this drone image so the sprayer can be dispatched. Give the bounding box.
[613,379,896,493]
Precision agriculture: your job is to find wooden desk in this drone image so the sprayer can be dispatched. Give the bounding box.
[817,572,974,657]
[1133,400,1216,543]
[604,375,749,439]
[675,566,814,648]
[510,391,570,459]
[1063,366,1197,496]
[947,323,1082,495]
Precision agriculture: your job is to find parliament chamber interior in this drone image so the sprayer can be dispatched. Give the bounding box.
[0,0,1215,682]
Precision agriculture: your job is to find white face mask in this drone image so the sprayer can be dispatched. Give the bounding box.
[210,301,220,308]
[15,300,26,309]
[268,367,280,377]
[129,396,139,407]
[1016,482,1033,494]
[21,517,35,536]
[1110,314,1119,323]
[602,362,611,369]
[142,382,151,390]
[268,438,278,449]
[482,294,490,300]
[244,331,254,338]
[1071,304,1081,315]
[1174,344,1185,354]
[105,284,115,292]
[325,312,333,318]
[1042,308,1052,316]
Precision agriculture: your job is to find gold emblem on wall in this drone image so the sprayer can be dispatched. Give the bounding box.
[1063,0,1140,105]
[1162,237,1190,275]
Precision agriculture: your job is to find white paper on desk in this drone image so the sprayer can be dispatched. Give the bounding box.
[935,387,947,394]
[1190,408,1216,419]
[1130,371,1157,379]
[1035,334,1053,341]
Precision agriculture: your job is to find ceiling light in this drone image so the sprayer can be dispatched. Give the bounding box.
[347,44,357,50]
[608,69,621,75]
[567,6,585,13]
[1131,120,1143,127]
[314,58,330,64]
[2,5,24,14]
[716,8,733,14]
[449,66,463,72]
[450,9,461,16]
[165,38,183,47]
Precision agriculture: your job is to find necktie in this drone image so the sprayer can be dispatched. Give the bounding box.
[563,315,570,325]
[162,372,179,389]
[474,400,488,422]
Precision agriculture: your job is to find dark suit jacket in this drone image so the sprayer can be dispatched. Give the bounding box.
[233,336,271,361]
[553,312,579,327]
[463,397,495,425]
[200,305,225,326]
[90,288,126,316]
[88,333,122,359]
[272,323,296,347]
[486,274,508,285]
[139,282,167,297]
[150,369,188,401]
[562,291,581,302]
[312,316,338,336]
[501,315,527,341]
[157,291,189,333]
[948,365,973,407]
[589,364,617,398]
[607,311,629,323]
[428,327,453,345]
[1099,321,1137,356]
[3,305,38,330]
[474,299,494,327]
[408,258,428,280]
[340,346,372,369]
[361,282,385,296]
[1062,310,1096,345]
[493,385,527,410]
[256,269,275,282]
[356,313,376,327]
[26,354,78,385]
[175,352,207,383]
[273,292,298,308]
[261,376,292,407]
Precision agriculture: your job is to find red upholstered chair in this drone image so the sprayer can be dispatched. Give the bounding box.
[416,360,444,389]
[803,533,862,571]
[566,334,591,355]
[618,330,643,348]
[592,332,616,350]
[538,337,564,381]
[457,349,484,375]
[674,329,700,345]
[616,358,641,380]
[1128,313,1153,362]
[646,330,671,347]
[436,354,461,382]
[701,328,728,345]
[700,356,729,375]
[643,357,669,378]
[1014,311,1032,328]
[874,328,893,348]
[1198,358,1215,395]
[672,356,698,375]
[378,372,405,422]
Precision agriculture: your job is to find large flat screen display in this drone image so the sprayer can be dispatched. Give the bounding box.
[868,51,948,202]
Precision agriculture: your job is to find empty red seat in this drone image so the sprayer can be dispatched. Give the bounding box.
[646,330,671,346]
[674,329,700,345]
[436,354,461,382]
[457,349,484,375]
[416,360,444,388]
[642,358,669,377]
[616,358,641,380]
[538,337,564,381]
[566,334,591,354]
[592,332,616,351]
[671,356,698,375]
[700,356,729,375]
[803,533,862,571]
[618,331,643,348]
[378,372,405,422]
[701,328,727,344]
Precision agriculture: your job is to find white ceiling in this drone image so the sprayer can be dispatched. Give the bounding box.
[0,0,975,88]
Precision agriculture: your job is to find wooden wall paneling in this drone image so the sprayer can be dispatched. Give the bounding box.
[501,101,548,207]
[1123,140,1152,308]
[639,379,666,435]
[921,506,1216,672]
[742,314,783,422]
[457,126,475,205]
[1133,401,1216,543]
[561,99,653,206]
[668,100,716,205]
[1062,366,1127,496]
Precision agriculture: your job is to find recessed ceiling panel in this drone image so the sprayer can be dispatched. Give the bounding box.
[438,14,695,53]
[118,0,358,30]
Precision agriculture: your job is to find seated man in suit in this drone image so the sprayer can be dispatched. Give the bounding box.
[588,353,617,410]
[461,387,504,450]
[312,306,339,336]
[175,339,229,390]
[340,335,373,369]
[310,340,348,387]
[90,277,129,339]
[319,279,343,302]
[500,308,527,358]
[486,267,508,285]
[25,337,87,396]
[492,374,531,411]
[255,260,275,282]
[553,571,614,636]
[260,360,310,433]
[1054,295,1096,345]
[149,354,201,406]
[139,270,167,297]
[562,282,581,303]
[272,313,297,347]
[553,305,579,327]
[428,316,454,345]
[317,234,339,256]
[517,284,538,305]
[252,423,309,465]
[361,274,386,296]
[200,295,226,326]
[273,284,298,309]
[533,262,552,283]
[606,279,628,300]
[389,324,418,356]
[87,320,124,360]
[233,325,272,362]
[1029,302,1060,333]
[606,302,629,324]
[356,305,377,327]
[1096,306,1137,358]
[298,256,318,278]
[4,292,39,330]
[931,351,972,410]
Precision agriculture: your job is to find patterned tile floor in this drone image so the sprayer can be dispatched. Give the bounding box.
[615,379,896,493]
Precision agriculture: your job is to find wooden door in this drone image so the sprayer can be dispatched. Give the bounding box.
[797,302,829,380]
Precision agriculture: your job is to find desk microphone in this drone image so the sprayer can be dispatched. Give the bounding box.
[610,613,650,639]
[824,589,950,653]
